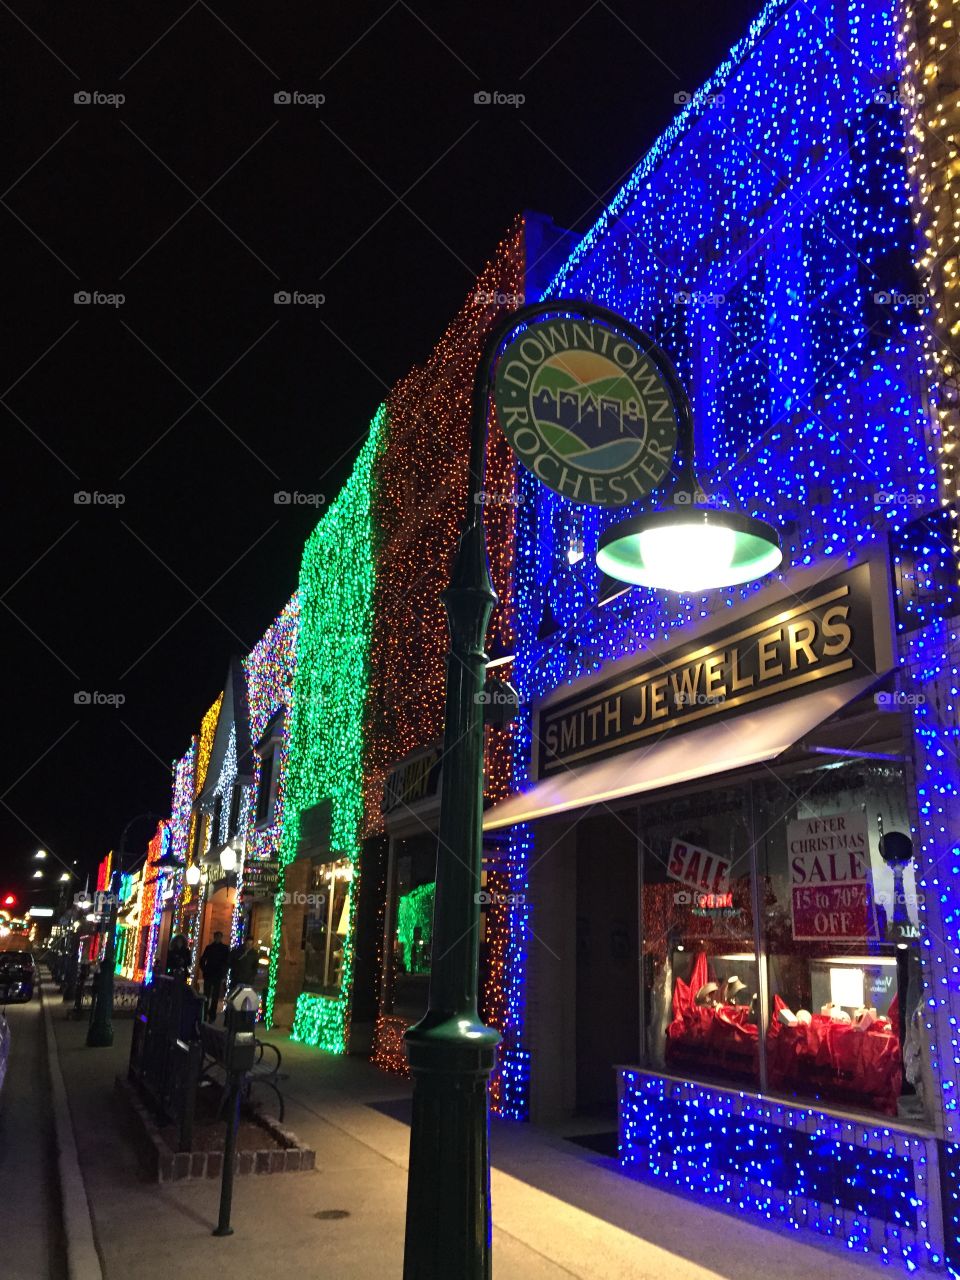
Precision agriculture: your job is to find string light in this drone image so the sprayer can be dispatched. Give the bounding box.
[266,409,385,1048]
[619,1073,936,1267]
[233,595,298,949]
[364,223,523,1075]
[896,0,960,574]
[364,218,522,825]
[178,695,222,976]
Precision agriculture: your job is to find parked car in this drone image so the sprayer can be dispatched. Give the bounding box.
[0,951,35,1003]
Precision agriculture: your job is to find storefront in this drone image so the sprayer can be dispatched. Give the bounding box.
[373,743,504,1075]
[486,551,953,1263]
[372,745,444,1073]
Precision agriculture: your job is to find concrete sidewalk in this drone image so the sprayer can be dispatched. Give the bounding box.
[51,1005,883,1280]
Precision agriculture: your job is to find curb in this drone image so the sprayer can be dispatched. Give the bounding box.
[41,980,104,1280]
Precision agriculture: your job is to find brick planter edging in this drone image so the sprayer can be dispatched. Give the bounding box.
[115,1074,317,1182]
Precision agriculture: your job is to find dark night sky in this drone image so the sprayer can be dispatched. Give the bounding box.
[0,0,759,902]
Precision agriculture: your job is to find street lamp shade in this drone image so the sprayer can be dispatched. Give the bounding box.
[32,869,44,879]
[34,849,47,859]
[597,506,782,594]
[219,845,237,872]
[185,863,202,886]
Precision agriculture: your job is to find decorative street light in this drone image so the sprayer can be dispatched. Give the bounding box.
[597,506,782,592]
[403,300,782,1279]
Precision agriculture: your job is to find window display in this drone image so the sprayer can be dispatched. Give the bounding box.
[637,757,927,1121]
[640,787,760,1086]
[389,835,437,1023]
[397,881,435,975]
[754,761,925,1120]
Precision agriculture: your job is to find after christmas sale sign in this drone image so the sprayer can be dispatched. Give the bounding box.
[788,811,877,942]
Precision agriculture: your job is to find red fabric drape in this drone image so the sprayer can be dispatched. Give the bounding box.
[767,995,901,1116]
[666,952,758,1078]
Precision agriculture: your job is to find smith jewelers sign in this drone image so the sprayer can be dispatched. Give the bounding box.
[536,563,881,777]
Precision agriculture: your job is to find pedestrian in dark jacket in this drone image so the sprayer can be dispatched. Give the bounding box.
[165,934,190,977]
[199,931,231,1020]
[230,936,259,986]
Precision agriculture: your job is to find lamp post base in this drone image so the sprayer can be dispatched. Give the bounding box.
[86,968,115,1048]
[402,1016,500,1280]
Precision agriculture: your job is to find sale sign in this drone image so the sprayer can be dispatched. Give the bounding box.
[667,838,731,898]
[788,811,877,941]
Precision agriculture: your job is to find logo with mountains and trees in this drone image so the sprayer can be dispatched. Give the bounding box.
[494,318,679,507]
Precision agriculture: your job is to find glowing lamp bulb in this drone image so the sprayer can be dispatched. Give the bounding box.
[597,506,782,593]
[185,863,202,886]
[219,845,237,872]
[638,522,737,593]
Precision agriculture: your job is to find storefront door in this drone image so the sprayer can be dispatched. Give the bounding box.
[575,813,639,1113]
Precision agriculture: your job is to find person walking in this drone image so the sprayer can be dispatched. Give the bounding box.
[199,930,230,1020]
[165,933,190,977]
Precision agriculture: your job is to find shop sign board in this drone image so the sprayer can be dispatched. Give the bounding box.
[493,318,679,506]
[382,745,444,815]
[788,810,876,941]
[241,861,279,901]
[536,562,884,777]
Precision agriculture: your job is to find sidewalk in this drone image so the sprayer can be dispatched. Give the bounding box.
[51,1000,883,1280]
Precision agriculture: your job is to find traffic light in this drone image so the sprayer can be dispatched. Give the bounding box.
[2,894,16,907]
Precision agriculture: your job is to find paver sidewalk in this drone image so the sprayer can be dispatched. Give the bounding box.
[51,1002,882,1280]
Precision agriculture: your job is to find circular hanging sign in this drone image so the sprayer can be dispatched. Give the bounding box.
[493,317,679,507]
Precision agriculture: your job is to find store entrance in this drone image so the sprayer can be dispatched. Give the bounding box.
[575,813,639,1114]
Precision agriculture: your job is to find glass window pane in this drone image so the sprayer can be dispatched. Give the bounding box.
[754,759,927,1120]
[640,783,759,1086]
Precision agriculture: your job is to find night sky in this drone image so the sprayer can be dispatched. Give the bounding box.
[1,0,759,902]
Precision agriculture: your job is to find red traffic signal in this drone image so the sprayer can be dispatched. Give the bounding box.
[2,894,15,907]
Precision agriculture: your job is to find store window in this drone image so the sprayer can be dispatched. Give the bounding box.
[397,881,434,975]
[227,782,242,839]
[255,750,276,827]
[754,759,925,1121]
[641,786,759,1086]
[638,758,928,1122]
[301,857,351,996]
[390,835,436,1022]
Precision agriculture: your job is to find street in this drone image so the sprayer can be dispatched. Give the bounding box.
[0,990,66,1280]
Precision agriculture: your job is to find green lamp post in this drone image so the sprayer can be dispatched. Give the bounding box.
[401,300,782,1279]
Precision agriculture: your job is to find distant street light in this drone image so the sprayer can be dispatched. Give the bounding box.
[59,872,71,882]
[32,869,43,880]
[34,849,48,860]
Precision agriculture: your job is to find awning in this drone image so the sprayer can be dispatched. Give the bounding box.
[482,675,878,831]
